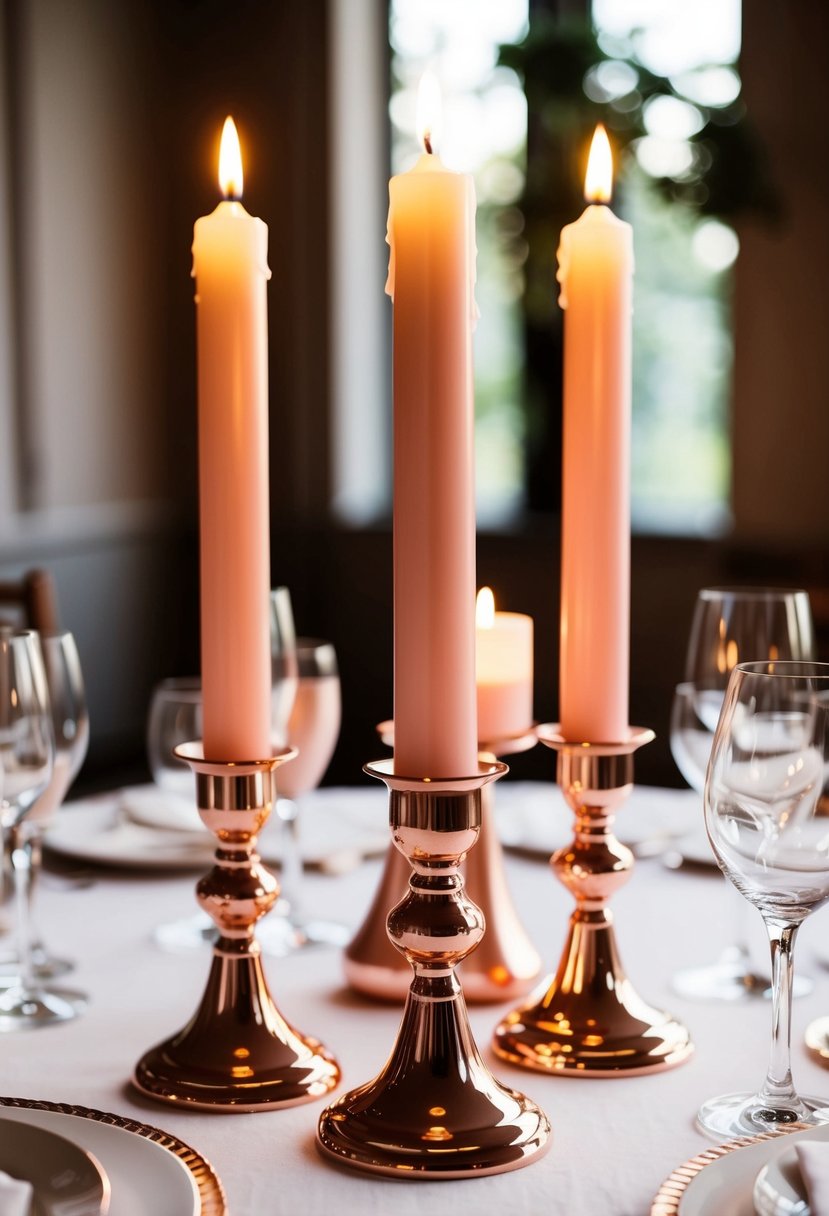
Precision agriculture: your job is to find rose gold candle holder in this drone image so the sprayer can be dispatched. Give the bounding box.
[344,724,543,1004]
[318,758,551,1178]
[133,742,340,1111]
[493,725,694,1076]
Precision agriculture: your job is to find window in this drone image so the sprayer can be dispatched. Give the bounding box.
[388,0,744,535]
[592,0,742,534]
[389,0,530,526]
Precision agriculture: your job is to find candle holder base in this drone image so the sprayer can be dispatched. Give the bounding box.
[343,726,542,1005]
[133,744,340,1111]
[318,978,550,1178]
[319,760,551,1178]
[493,726,693,1077]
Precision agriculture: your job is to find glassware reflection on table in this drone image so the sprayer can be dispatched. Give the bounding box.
[0,630,86,1028]
[151,588,298,952]
[670,587,815,1002]
[697,660,829,1139]
[260,638,345,953]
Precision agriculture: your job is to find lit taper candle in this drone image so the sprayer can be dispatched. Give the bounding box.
[193,117,272,760]
[557,124,633,743]
[386,73,478,776]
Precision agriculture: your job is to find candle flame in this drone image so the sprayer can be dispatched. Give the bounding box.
[416,69,442,155]
[584,124,613,204]
[219,116,244,199]
[476,587,496,630]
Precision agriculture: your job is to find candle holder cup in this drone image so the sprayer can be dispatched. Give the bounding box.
[493,725,693,1076]
[133,742,340,1111]
[344,724,543,1004]
[318,757,551,1178]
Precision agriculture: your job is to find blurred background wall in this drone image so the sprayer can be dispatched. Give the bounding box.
[0,0,826,792]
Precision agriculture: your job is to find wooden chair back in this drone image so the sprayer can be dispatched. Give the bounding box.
[0,569,60,634]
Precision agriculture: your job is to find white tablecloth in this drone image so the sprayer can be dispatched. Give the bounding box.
[7,782,829,1215]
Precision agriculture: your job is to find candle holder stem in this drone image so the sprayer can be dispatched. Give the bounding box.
[133,743,340,1111]
[318,759,551,1178]
[344,726,542,1003]
[493,726,693,1076]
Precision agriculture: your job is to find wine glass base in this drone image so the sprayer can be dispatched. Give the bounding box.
[261,915,350,952]
[154,911,350,957]
[0,985,86,1030]
[153,912,216,953]
[673,958,814,1002]
[697,1090,829,1140]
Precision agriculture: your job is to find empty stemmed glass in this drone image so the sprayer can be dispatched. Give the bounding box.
[261,639,345,952]
[0,630,85,1028]
[697,660,829,1138]
[671,587,815,1002]
[151,587,298,952]
[5,632,90,982]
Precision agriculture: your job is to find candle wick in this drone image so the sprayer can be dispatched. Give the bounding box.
[423,132,433,156]
[224,192,241,203]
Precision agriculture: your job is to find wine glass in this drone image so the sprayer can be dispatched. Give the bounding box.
[670,587,815,1001]
[14,633,90,981]
[0,630,84,1028]
[146,677,203,811]
[152,588,298,952]
[260,639,345,952]
[697,660,829,1138]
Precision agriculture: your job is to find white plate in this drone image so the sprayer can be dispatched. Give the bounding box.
[0,1099,225,1216]
[651,1123,829,1215]
[754,1141,810,1215]
[494,781,701,858]
[45,786,389,872]
[0,1117,108,1215]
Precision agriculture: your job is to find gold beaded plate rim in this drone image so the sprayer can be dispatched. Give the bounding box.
[0,1096,227,1216]
[649,1126,809,1215]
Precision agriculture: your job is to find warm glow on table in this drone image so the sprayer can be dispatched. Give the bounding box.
[388,74,478,776]
[558,124,632,743]
[193,117,272,760]
[476,587,533,743]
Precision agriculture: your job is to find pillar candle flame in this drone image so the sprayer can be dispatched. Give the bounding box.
[476,586,496,630]
[584,123,613,204]
[219,116,244,199]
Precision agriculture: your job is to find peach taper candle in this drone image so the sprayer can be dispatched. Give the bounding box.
[193,117,272,761]
[557,124,633,743]
[387,72,478,776]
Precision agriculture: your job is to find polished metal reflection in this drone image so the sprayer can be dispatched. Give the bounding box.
[343,726,542,1003]
[318,758,551,1178]
[133,742,340,1111]
[493,725,694,1077]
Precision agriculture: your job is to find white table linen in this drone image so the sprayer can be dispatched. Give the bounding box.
[6,783,829,1215]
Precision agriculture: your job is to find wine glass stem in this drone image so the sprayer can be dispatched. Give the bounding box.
[759,919,799,1109]
[277,799,303,915]
[8,827,36,993]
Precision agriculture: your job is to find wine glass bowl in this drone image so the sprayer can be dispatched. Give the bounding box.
[277,641,341,801]
[670,587,816,1003]
[146,677,203,804]
[152,588,299,954]
[263,639,345,951]
[697,660,829,1138]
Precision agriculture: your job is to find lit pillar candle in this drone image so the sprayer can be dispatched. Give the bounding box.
[387,72,478,777]
[193,117,272,760]
[557,125,633,742]
[476,587,534,743]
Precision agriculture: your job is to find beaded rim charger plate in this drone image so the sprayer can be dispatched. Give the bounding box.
[0,1097,226,1216]
[650,1123,829,1214]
